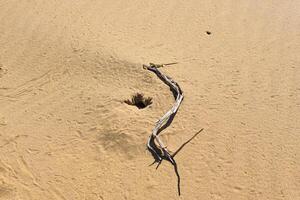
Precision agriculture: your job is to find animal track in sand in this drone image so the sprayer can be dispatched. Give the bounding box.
[0,183,15,199]
[0,64,8,78]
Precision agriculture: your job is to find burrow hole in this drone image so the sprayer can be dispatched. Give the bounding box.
[124,93,152,109]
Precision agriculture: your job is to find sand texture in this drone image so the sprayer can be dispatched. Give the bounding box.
[0,1,300,199]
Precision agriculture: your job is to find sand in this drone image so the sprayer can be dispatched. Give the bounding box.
[0,1,299,199]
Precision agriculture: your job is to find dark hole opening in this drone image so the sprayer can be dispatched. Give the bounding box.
[206,31,211,35]
[124,93,152,109]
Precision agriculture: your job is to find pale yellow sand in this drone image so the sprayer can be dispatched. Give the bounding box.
[0,1,299,199]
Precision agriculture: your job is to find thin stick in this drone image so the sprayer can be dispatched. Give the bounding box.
[172,128,204,158]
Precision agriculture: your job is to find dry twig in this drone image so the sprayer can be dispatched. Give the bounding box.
[144,62,202,195]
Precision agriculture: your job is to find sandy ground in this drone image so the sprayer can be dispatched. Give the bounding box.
[0,0,300,199]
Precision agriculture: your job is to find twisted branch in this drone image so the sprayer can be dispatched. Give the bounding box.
[143,63,203,195]
[144,62,184,195]
[144,63,204,195]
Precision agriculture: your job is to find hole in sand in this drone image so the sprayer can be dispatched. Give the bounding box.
[124,93,152,109]
[206,31,211,35]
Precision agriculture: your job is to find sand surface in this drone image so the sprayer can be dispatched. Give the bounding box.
[0,1,300,199]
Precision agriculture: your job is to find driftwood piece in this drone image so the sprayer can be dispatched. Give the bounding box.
[144,62,203,195]
[144,63,183,160]
[143,62,185,195]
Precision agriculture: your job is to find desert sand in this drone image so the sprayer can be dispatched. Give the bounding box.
[0,1,299,199]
